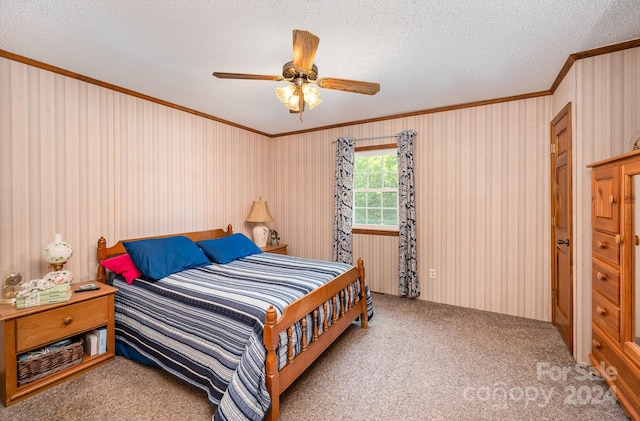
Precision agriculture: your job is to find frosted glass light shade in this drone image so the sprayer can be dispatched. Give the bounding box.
[302,84,321,110]
[276,85,301,112]
[276,83,321,112]
[42,233,73,270]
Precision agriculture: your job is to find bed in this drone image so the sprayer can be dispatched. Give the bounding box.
[96,225,371,421]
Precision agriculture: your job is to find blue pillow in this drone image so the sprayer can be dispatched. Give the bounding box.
[197,233,263,264]
[122,236,210,280]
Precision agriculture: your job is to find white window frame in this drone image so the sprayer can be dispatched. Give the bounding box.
[352,147,399,231]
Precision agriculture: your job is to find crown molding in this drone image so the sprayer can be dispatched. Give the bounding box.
[3,38,639,138]
[549,38,640,94]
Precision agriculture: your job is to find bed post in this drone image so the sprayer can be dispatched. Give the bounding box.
[97,237,107,283]
[357,257,368,329]
[263,305,279,421]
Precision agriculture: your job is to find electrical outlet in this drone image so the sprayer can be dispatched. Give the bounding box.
[429,269,436,279]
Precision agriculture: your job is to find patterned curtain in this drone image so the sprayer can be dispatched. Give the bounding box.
[333,137,355,264]
[397,130,419,297]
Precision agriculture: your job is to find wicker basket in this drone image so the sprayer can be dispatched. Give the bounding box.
[17,338,84,386]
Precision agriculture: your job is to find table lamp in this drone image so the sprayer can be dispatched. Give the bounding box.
[42,233,74,284]
[246,199,274,247]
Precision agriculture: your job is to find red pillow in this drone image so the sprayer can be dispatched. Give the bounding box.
[101,254,142,285]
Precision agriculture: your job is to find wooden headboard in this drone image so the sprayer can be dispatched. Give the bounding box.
[96,224,233,283]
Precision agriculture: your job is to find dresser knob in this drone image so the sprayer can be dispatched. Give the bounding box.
[596,306,606,316]
[615,234,622,245]
[592,339,602,349]
[596,272,606,282]
[609,195,616,204]
[597,241,607,249]
[64,317,73,325]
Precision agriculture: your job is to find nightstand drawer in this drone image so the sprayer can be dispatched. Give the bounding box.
[16,296,109,352]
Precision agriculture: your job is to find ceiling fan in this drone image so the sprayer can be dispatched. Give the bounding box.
[213,29,380,120]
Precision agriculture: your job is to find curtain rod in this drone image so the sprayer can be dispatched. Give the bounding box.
[331,132,416,144]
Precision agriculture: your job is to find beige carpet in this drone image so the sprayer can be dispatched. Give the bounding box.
[0,293,630,420]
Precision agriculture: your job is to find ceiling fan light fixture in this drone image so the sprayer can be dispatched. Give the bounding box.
[215,30,379,120]
[276,84,296,103]
[286,96,300,112]
[302,84,321,110]
[276,83,321,113]
[276,84,306,112]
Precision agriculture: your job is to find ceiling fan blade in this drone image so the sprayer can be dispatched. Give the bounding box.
[316,78,380,95]
[212,72,284,81]
[292,29,320,72]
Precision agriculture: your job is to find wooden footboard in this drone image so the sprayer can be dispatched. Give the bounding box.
[263,258,368,421]
[96,226,368,421]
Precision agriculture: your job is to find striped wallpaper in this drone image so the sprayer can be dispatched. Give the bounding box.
[1,46,639,365]
[572,47,640,362]
[269,98,552,322]
[0,57,270,286]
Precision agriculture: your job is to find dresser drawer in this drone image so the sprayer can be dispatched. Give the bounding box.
[592,290,620,342]
[591,325,640,416]
[592,230,620,266]
[591,324,617,368]
[16,296,109,352]
[592,259,620,304]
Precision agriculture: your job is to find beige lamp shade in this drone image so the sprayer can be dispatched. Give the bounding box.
[246,201,274,223]
[246,200,274,247]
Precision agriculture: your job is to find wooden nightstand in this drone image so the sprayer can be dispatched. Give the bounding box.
[261,243,288,255]
[0,281,117,406]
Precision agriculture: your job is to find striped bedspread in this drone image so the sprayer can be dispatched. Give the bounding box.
[109,253,373,421]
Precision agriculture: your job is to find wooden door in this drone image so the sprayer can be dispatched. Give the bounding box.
[551,103,573,353]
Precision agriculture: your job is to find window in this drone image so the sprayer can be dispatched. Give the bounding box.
[353,147,398,231]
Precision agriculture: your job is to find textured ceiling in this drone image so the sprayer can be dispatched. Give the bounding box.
[2,1,640,136]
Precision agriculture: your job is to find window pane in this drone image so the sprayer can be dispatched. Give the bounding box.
[383,209,397,225]
[368,156,383,172]
[367,209,381,224]
[354,157,368,172]
[383,155,397,172]
[366,192,381,207]
[354,173,367,189]
[384,171,398,188]
[368,172,383,188]
[382,191,397,207]
[353,149,399,229]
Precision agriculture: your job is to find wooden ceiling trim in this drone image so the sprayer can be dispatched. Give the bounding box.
[549,38,640,94]
[0,49,271,138]
[3,38,639,139]
[272,90,551,138]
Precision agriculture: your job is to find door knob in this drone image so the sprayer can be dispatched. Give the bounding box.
[557,239,569,246]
